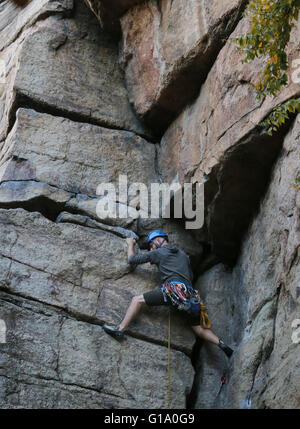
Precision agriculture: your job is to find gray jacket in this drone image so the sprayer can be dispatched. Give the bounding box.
[128,244,193,285]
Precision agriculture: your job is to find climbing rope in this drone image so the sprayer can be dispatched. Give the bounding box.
[168,308,171,408]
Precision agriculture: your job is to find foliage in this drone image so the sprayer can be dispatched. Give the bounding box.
[231,0,300,190]
[233,0,300,99]
[293,176,300,190]
[232,0,300,135]
[260,98,300,135]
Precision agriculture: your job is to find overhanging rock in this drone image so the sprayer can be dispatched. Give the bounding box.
[120,0,247,135]
[83,0,141,36]
[158,16,300,265]
[0,0,151,142]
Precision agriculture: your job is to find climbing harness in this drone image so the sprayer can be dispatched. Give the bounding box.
[161,280,211,328]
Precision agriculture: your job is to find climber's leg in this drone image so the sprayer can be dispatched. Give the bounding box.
[191,325,234,357]
[118,287,166,331]
[103,288,165,338]
[191,325,220,344]
[118,294,146,331]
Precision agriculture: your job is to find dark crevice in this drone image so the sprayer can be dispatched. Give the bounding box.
[90,0,142,39]
[0,176,79,198]
[184,117,297,410]
[0,195,131,241]
[185,117,296,407]
[185,338,203,409]
[205,115,296,267]
[0,196,65,222]
[176,113,298,278]
[0,286,98,326]
[141,0,249,138]
[185,262,207,409]
[191,244,222,279]
[7,91,155,143]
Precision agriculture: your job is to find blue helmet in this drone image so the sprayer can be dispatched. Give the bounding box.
[146,230,168,248]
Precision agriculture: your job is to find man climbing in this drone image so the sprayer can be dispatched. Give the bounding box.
[103,230,233,358]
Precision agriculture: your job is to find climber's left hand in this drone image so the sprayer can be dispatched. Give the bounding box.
[126,237,136,246]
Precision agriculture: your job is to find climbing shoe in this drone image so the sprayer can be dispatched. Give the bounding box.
[218,339,233,358]
[102,324,125,339]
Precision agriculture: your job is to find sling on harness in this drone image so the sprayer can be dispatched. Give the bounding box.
[161,280,211,328]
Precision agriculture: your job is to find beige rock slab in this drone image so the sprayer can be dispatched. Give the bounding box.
[0,0,150,141]
[0,292,194,408]
[0,208,196,353]
[120,0,246,133]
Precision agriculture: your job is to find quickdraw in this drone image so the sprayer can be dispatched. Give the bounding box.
[216,372,227,398]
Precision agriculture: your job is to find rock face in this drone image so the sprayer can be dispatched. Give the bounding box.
[194,115,300,409]
[120,0,247,134]
[0,108,157,199]
[83,0,140,36]
[0,0,151,142]
[0,289,193,408]
[0,0,196,409]
[1,0,299,410]
[158,16,300,265]
[0,207,196,407]
[0,0,73,52]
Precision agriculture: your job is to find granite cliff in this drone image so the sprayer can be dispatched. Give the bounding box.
[0,0,299,408]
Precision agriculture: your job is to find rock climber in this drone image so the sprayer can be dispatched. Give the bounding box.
[103,230,233,358]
